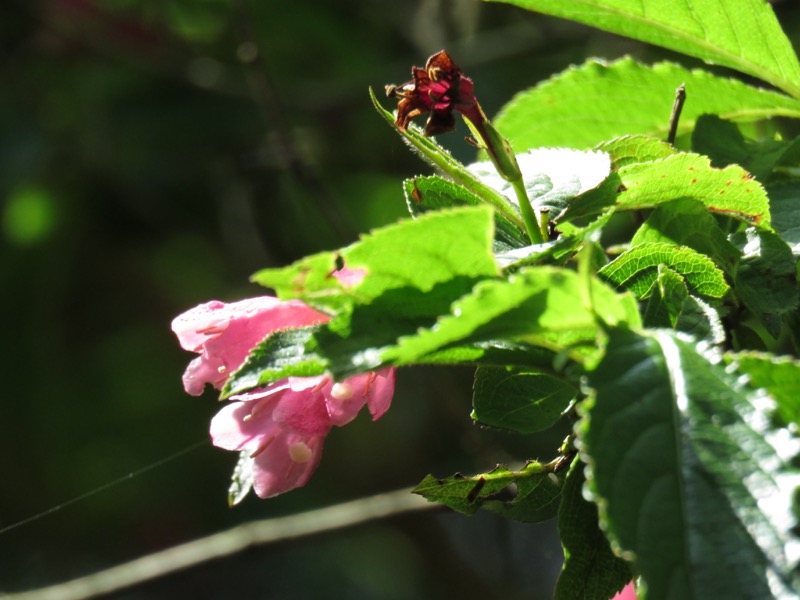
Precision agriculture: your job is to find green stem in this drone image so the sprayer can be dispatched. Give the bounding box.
[511,178,544,244]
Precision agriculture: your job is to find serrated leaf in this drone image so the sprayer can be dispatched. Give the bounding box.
[582,328,800,599]
[383,266,642,367]
[472,366,577,433]
[403,176,528,249]
[413,461,565,522]
[598,242,730,301]
[618,152,771,227]
[641,265,726,343]
[730,228,799,337]
[252,206,499,317]
[228,450,255,507]
[554,460,632,600]
[598,134,678,167]
[631,198,741,274]
[224,327,327,395]
[766,180,800,256]
[691,115,791,181]
[729,351,800,426]
[485,1,800,98]
[492,58,800,150]
[370,87,522,227]
[468,148,611,221]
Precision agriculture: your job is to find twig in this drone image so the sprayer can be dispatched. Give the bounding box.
[1,487,436,600]
[666,83,687,145]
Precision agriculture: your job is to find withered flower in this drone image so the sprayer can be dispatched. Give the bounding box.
[386,50,483,136]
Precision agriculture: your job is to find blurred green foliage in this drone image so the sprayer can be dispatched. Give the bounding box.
[1,0,798,598]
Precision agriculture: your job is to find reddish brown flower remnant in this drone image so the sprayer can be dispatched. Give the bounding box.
[386,50,484,136]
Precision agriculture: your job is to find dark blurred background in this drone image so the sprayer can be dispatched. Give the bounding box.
[1,1,799,598]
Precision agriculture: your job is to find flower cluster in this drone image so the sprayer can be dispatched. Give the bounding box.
[172,277,395,499]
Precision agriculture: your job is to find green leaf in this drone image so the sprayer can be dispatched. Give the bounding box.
[730,228,799,337]
[598,242,730,301]
[228,451,255,507]
[641,265,726,342]
[691,115,792,181]
[554,460,632,600]
[370,88,522,227]
[728,351,800,426]
[412,461,565,523]
[581,328,800,599]
[252,206,499,317]
[493,58,800,150]
[617,152,772,228]
[598,134,678,166]
[485,1,800,98]
[403,176,528,249]
[472,366,577,433]
[766,180,800,256]
[224,326,328,395]
[631,198,741,274]
[383,266,642,367]
[468,148,611,221]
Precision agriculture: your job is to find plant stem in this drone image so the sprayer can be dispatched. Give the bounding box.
[511,178,544,244]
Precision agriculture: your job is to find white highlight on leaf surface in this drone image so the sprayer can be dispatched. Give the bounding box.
[468,148,611,217]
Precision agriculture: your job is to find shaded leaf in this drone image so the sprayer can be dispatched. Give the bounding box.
[472,366,577,433]
[766,181,800,256]
[730,228,799,337]
[728,351,800,426]
[413,461,565,523]
[691,114,792,181]
[554,460,632,600]
[581,328,800,599]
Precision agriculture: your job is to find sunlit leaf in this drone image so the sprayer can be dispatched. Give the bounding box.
[599,242,729,301]
[486,1,800,97]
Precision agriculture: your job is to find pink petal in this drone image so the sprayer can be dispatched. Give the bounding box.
[365,368,396,420]
[172,296,329,394]
[611,583,637,600]
[273,380,334,436]
[209,390,282,452]
[332,266,367,287]
[251,433,325,498]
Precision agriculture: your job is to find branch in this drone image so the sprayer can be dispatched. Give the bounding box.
[2,487,436,600]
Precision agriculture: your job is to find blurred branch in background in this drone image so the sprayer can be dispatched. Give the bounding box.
[2,488,436,600]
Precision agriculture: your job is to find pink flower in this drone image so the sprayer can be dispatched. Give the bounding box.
[171,280,396,499]
[611,583,637,600]
[172,296,327,396]
[210,370,395,498]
